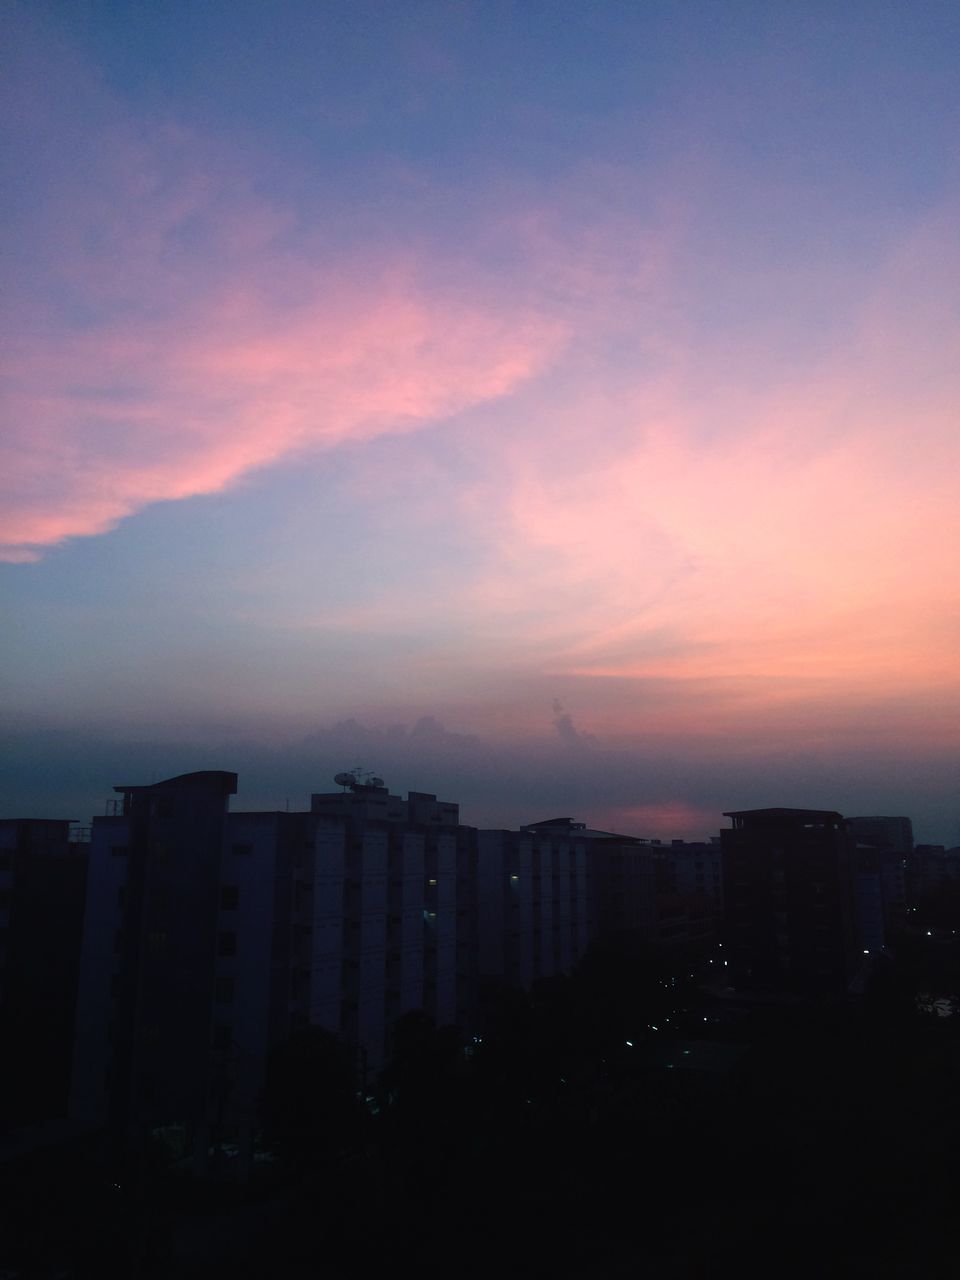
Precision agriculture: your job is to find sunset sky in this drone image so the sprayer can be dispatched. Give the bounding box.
[3,0,958,841]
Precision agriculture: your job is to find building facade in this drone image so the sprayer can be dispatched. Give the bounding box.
[0,818,88,1139]
[70,771,237,1148]
[721,808,859,996]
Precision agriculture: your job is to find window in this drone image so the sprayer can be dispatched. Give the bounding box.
[117,885,126,907]
[110,845,128,858]
[147,930,167,955]
[219,885,239,910]
[231,843,253,857]
[0,890,9,909]
[215,976,235,1003]
[218,931,237,957]
[212,1023,232,1051]
[0,853,11,871]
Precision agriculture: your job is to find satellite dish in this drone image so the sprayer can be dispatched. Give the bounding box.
[370,776,384,788]
[334,772,356,788]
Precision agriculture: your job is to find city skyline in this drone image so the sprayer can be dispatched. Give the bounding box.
[3,2,959,843]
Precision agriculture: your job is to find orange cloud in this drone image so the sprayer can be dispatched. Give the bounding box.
[429,209,960,725]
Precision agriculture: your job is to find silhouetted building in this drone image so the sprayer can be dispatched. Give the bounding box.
[721,808,858,995]
[852,842,907,951]
[307,781,477,1079]
[847,816,913,854]
[71,771,484,1159]
[905,843,960,901]
[69,767,735,1165]
[496,818,724,960]
[651,839,723,955]
[476,819,591,988]
[71,771,237,1151]
[0,819,88,1140]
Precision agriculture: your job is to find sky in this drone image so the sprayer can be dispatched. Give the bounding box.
[2,0,958,842]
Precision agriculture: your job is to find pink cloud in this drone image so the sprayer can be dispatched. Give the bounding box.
[1,269,564,558]
[1,18,582,561]
[1,126,576,560]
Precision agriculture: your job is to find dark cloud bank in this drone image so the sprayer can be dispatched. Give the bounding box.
[1,711,956,844]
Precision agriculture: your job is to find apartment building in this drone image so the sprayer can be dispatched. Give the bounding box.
[721,808,859,996]
[0,818,88,1138]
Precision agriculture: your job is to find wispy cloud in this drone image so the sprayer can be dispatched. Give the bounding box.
[0,19,571,560]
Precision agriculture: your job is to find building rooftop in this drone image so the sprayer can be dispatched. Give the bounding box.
[521,817,643,842]
[724,807,844,823]
[114,770,238,796]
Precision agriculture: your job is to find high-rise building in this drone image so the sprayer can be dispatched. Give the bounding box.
[306,781,477,1079]
[721,808,858,995]
[476,820,591,988]
[71,771,237,1148]
[70,768,722,1164]
[0,819,88,1140]
[71,771,489,1156]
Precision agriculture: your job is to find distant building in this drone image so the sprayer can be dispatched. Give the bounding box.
[907,843,960,901]
[476,819,591,989]
[721,808,859,996]
[0,819,88,1140]
[651,839,724,955]
[504,818,724,960]
[846,816,914,854]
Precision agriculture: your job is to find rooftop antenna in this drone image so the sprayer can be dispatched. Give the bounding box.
[333,768,384,791]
